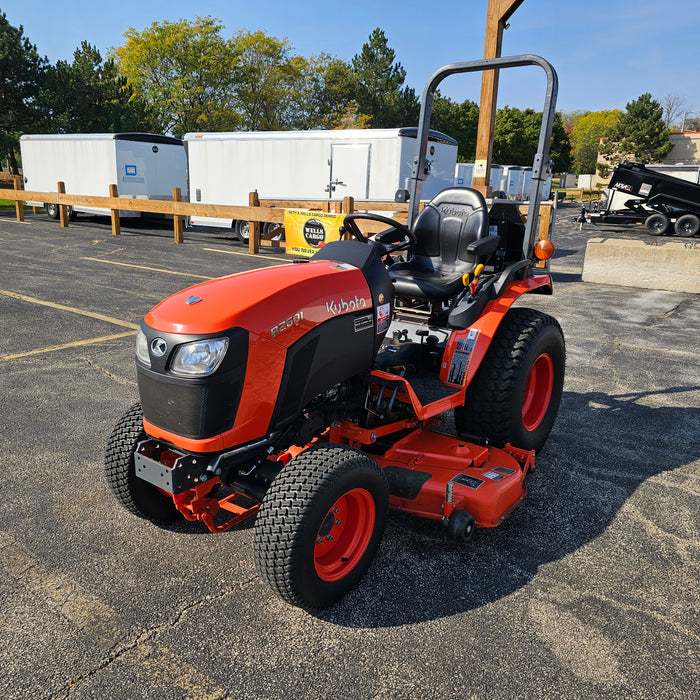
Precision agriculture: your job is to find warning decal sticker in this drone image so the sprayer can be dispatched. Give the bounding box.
[376,303,391,334]
[447,329,479,386]
[453,473,484,490]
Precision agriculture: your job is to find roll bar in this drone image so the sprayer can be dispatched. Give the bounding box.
[407,54,558,261]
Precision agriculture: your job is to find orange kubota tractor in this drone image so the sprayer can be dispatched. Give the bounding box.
[105,55,564,610]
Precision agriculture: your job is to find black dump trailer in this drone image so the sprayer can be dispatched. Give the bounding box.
[585,161,700,236]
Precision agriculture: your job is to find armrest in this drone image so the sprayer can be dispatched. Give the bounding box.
[466,234,501,258]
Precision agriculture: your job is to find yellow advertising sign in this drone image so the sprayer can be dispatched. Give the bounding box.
[284,209,345,257]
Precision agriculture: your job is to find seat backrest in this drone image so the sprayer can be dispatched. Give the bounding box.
[410,187,489,272]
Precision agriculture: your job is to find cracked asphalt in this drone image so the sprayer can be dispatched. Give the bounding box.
[0,204,698,699]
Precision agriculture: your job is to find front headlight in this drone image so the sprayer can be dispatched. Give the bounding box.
[170,338,229,377]
[136,328,151,367]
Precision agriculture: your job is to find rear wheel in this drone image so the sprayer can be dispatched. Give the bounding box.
[645,213,669,235]
[674,214,700,237]
[253,444,389,610]
[104,402,180,522]
[455,308,565,452]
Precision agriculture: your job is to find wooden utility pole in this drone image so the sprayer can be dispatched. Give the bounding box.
[472,0,526,195]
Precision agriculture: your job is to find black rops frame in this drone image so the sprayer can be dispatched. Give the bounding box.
[406,54,559,262]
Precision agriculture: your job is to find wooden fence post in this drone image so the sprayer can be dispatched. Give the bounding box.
[14,178,24,222]
[342,197,354,240]
[109,184,121,236]
[172,187,184,243]
[248,191,260,254]
[57,182,69,227]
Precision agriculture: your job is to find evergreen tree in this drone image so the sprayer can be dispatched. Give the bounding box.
[40,42,148,133]
[597,93,672,177]
[351,28,419,128]
[0,12,47,172]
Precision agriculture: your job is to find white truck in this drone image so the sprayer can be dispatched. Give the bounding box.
[19,133,188,219]
[184,128,458,240]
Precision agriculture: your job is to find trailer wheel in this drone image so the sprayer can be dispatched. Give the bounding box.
[674,214,700,237]
[455,308,565,453]
[253,444,388,611]
[264,222,284,241]
[234,219,250,243]
[45,203,59,219]
[645,213,670,235]
[104,402,180,522]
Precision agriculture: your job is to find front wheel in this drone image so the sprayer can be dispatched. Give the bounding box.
[253,444,389,610]
[46,203,59,219]
[104,402,180,522]
[645,213,669,236]
[455,308,565,452]
[234,219,250,242]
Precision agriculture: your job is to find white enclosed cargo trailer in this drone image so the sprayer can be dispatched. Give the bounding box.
[19,133,187,218]
[184,128,458,240]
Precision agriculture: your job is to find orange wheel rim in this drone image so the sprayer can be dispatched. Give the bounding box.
[522,353,554,431]
[314,488,375,582]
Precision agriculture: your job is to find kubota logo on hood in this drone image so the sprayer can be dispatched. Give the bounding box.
[326,295,368,316]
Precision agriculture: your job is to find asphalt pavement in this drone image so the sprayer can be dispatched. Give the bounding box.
[0,204,698,699]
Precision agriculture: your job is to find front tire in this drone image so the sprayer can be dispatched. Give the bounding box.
[645,213,669,235]
[253,444,389,610]
[235,219,250,242]
[46,203,59,219]
[455,308,565,452]
[104,402,180,522]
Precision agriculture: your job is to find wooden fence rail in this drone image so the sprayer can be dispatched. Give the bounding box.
[2,181,554,256]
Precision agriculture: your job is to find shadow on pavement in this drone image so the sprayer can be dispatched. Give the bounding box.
[318,385,699,627]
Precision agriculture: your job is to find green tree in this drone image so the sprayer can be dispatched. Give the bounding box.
[351,28,419,128]
[431,95,479,161]
[231,30,305,131]
[110,16,239,136]
[293,54,365,130]
[597,93,672,177]
[493,107,571,171]
[570,109,621,174]
[0,12,47,172]
[40,42,147,133]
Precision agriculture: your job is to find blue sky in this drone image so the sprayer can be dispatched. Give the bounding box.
[5,0,700,116]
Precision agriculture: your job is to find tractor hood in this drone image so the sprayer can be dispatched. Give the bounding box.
[145,260,372,344]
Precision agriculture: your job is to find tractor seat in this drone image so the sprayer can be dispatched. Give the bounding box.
[388,187,498,301]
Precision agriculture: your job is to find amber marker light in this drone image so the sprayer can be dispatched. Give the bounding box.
[534,239,555,260]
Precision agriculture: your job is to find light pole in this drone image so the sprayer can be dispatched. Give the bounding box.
[680,111,698,132]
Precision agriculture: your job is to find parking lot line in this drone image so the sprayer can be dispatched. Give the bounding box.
[81,257,214,280]
[0,290,139,329]
[0,331,136,361]
[203,247,289,263]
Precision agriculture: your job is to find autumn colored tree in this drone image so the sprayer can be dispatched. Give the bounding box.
[231,30,306,131]
[597,93,672,177]
[110,16,240,136]
[570,109,621,173]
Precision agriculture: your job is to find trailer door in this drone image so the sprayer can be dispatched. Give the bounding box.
[329,144,370,199]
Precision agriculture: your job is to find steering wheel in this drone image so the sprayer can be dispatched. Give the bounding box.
[341,213,417,255]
